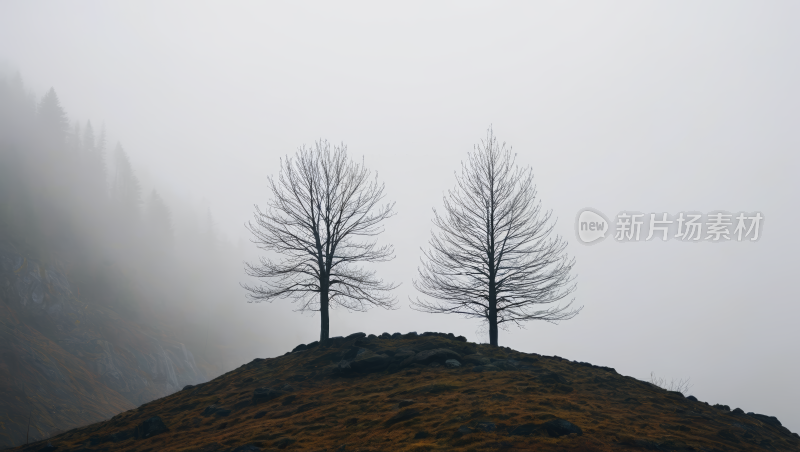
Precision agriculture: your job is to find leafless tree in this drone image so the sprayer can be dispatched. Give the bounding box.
[243,141,397,341]
[412,127,581,346]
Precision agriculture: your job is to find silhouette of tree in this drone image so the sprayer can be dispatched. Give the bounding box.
[111,142,141,220]
[412,127,580,347]
[243,141,397,341]
[37,88,68,143]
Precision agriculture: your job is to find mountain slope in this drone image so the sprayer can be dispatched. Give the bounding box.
[13,332,799,451]
[0,242,208,448]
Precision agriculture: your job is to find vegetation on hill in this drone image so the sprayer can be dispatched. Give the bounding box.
[14,332,798,451]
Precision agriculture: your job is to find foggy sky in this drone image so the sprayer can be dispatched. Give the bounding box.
[1,1,799,431]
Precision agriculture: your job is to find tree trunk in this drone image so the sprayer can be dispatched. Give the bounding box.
[488,283,498,346]
[320,280,330,341]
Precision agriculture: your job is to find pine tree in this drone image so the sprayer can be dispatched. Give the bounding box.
[112,143,141,221]
[38,88,68,143]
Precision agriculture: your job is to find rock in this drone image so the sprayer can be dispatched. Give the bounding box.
[413,348,461,365]
[335,360,352,372]
[341,347,368,361]
[273,437,295,449]
[394,348,415,359]
[461,354,491,366]
[732,407,744,415]
[384,408,420,426]
[292,343,307,352]
[253,411,267,419]
[278,383,295,392]
[455,336,467,342]
[306,341,319,349]
[137,416,168,439]
[455,425,473,436]
[406,331,418,337]
[346,332,366,339]
[391,332,402,338]
[686,395,698,401]
[252,387,284,404]
[367,334,377,338]
[748,412,782,427]
[509,423,537,436]
[413,431,429,439]
[398,399,416,408]
[541,419,582,437]
[380,332,391,338]
[666,390,685,398]
[349,351,390,373]
[475,421,497,432]
[713,404,730,411]
[445,359,461,368]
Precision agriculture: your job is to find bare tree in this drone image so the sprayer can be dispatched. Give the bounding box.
[243,141,397,341]
[412,127,581,346]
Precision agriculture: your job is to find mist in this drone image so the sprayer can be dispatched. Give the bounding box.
[1,0,798,436]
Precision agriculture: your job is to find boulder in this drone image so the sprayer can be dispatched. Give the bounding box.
[444,359,461,368]
[380,332,391,338]
[398,399,415,408]
[346,332,366,339]
[341,347,368,361]
[541,419,582,437]
[748,413,782,427]
[349,351,390,373]
[413,348,461,365]
[461,354,491,366]
[475,421,496,432]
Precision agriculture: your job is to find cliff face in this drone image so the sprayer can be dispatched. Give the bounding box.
[12,332,799,452]
[0,246,208,448]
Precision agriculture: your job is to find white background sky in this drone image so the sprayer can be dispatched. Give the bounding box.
[2,1,799,431]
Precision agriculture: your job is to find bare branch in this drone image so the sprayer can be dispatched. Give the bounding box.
[412,127,581,346]
[243,141,397,340]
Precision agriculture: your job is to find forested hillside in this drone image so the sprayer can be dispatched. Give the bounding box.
[0,73,244,448]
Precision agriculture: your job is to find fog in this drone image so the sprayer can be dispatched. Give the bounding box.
[1,1,798,431]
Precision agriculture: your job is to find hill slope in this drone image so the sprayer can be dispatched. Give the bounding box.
[12,332,800,452]
[0,242,208,448]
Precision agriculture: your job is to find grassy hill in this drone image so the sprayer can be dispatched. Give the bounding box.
[11,332,799,452]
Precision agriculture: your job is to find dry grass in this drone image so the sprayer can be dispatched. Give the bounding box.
[12,335,800,452]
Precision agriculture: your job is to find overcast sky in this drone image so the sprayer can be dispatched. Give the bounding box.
[2,1,798,431]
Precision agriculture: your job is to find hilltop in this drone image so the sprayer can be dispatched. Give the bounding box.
[12,331,799,452]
